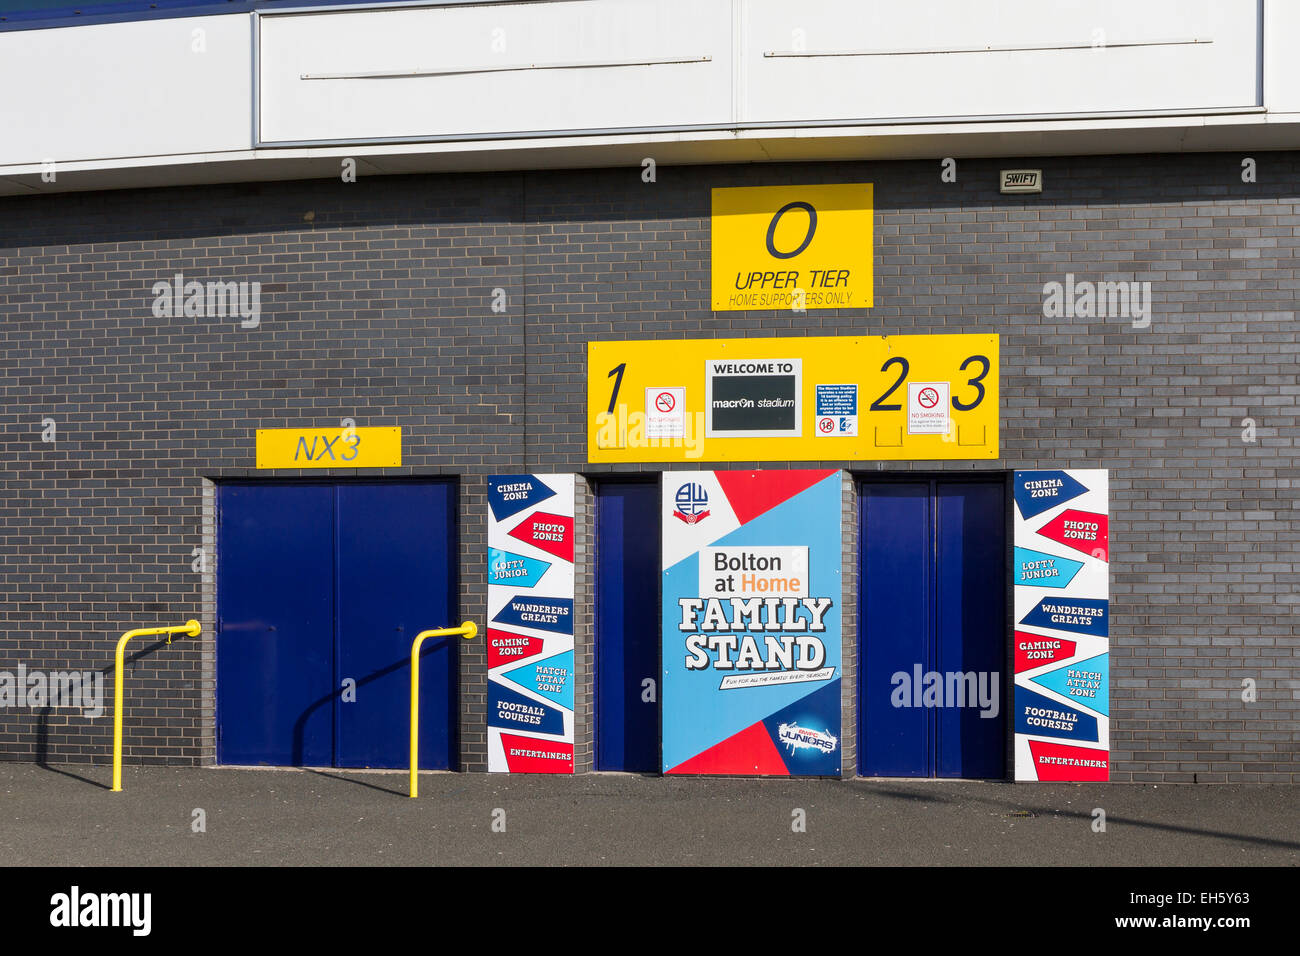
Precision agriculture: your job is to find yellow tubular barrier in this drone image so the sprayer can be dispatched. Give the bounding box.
[112,619,202,793]
[410,621,478,798]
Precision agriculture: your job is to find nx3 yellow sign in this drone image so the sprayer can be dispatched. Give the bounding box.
[712,183,873,311]
[587,334,997,463]
[256,426,402,469]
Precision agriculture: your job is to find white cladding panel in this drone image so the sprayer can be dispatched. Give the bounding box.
[742,0,1260,121]
[1264,0,1300,113]
[257,0,734,144]
[0,15,251,166]
[259,0,1260,146]
[0,0,1283,180]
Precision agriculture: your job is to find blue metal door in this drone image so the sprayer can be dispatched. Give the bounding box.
[595,480,660,772]
[859,482,932,777]
[935,481,1006,778]
[336,482,457,769]
[217,484,335,766]
[218,480,457,769]
[859,479,1006,778]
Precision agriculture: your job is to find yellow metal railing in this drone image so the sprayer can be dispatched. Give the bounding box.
[410,621,477,798]
[112,619,202,792]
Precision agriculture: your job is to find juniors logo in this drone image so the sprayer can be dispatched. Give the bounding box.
[673,483,711,524]
[777,722,838,755]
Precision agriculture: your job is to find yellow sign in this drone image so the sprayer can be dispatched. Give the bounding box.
[587,334,997,463]
[255,427,402,469]
[711,183,873,311]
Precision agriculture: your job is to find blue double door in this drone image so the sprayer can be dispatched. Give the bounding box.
[217,481,458,769]
[594,480,661,772]
[859,479,1006,778]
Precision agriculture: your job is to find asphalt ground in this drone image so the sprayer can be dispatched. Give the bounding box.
[0,763,1296,866]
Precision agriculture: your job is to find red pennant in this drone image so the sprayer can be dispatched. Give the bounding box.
[507,511,573,562]
[1014,631,1077,673]
[714,469,838,526]
[673,509,711,525]
[1037,509,1109,560]
[1028,740,1109,781]
[667,721,789,776]
[486,628,546,669]
[499,733,574,773]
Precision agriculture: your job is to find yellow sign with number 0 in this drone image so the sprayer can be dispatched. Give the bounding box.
[712,183,873,312]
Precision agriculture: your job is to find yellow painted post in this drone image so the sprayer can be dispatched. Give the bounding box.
[112,619,201,793]
[410,621,478,798]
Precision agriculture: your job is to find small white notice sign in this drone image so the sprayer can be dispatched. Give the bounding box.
[646,387,686,439]
[907,382,951,435]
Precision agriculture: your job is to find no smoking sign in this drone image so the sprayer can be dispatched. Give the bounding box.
[907,381,951,436]
[646,387,686,439]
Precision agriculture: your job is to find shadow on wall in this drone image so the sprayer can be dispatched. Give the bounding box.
[2,153,1293,252]
[32,635,174,789]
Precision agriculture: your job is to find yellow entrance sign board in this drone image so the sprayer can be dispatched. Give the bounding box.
[712,183,873,311]
[256,427,402,469]
[587,335,997,463]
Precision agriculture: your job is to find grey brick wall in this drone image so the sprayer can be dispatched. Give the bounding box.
[1,152,1296,782]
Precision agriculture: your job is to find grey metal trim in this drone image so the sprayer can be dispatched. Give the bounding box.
[1257,0,1265,108]
[763,38,1213,58]
[253,104,1267,151]
[251,12,261,151]
[301,55,711,80]
[263,0,592,17]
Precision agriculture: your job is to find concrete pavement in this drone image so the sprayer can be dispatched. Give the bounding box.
[0,763,1296,866]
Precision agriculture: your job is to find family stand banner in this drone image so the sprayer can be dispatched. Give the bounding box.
[1013,469,1110,781]
[662,469,843,776]
[487,474,575,773]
